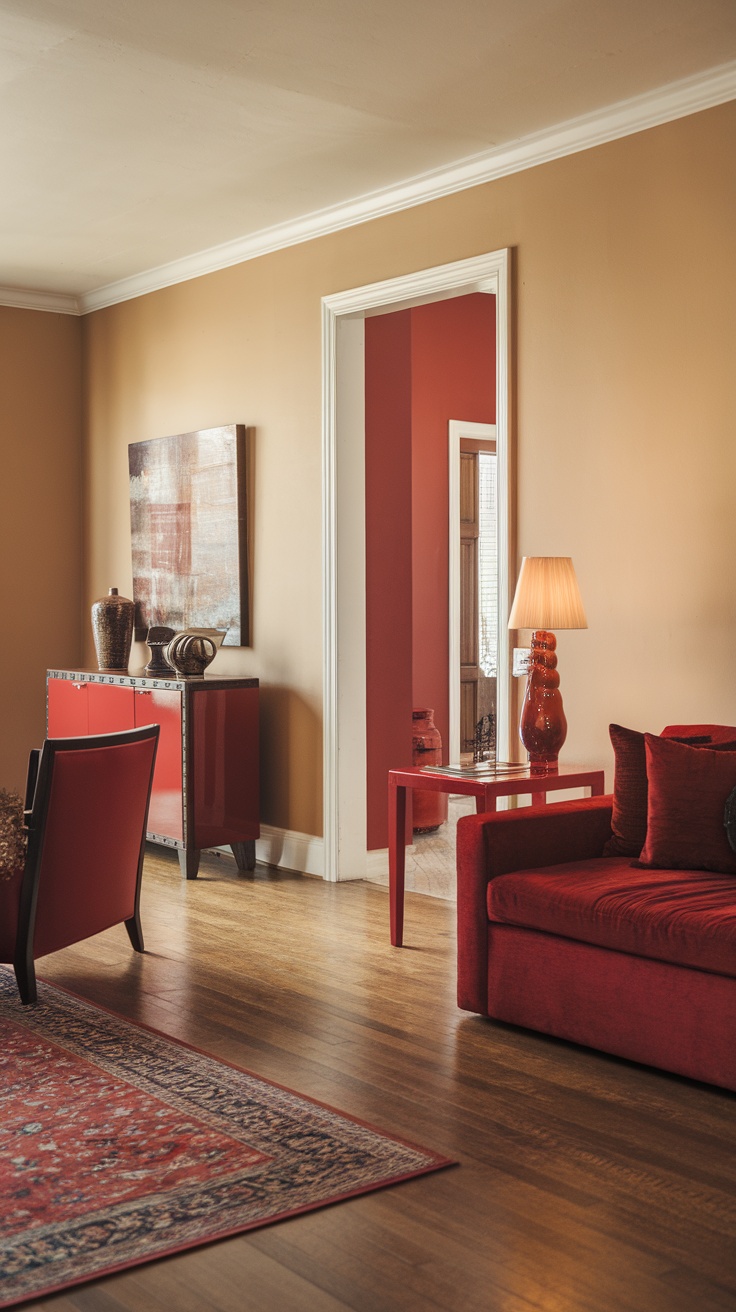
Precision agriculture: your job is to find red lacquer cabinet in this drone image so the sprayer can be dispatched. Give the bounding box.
[47,669,259,879]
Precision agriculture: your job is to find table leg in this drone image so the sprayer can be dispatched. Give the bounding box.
[388,778,407,947]
[477,789,498,814]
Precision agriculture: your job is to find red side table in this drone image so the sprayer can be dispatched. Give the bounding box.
[388,763,605,946]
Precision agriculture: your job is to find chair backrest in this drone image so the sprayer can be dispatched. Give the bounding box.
[19,725,159,959]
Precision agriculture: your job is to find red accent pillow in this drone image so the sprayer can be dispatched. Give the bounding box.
[639,734,736,874]
[604,724,712,858]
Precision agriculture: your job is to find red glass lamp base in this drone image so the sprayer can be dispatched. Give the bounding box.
[518,630,567,768]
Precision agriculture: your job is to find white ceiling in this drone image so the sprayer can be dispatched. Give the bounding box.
[1,0,735,306]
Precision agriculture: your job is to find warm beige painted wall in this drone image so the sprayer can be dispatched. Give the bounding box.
[0,307,82,790]
[82,102,736,837]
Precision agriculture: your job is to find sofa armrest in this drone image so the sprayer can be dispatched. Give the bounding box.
[456,795,613,1014]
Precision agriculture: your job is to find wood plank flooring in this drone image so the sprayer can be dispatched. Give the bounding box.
[22,847,736,1311]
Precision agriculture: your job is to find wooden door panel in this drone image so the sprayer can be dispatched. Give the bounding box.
[460,539,478,667]
[459,441,497,760]
[460,452,478,529]
[460,680,477,754]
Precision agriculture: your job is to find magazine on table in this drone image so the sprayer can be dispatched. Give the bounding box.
[419,760,531,778]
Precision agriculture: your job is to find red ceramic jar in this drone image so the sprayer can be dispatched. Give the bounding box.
[411,708,448,833]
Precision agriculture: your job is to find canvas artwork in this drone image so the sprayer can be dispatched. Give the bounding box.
[129,425,248,646]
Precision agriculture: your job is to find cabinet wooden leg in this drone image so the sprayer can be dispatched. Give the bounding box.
[231,840,256,873]
[178,848,201,880]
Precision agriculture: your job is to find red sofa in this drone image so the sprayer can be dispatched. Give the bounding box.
[456,724,736,1091]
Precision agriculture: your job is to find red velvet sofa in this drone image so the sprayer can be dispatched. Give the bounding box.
[456,724,736,1091]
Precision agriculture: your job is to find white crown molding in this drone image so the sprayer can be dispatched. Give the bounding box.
[3,61,734,317]
[77,61,736,314]
[0,285,80,315]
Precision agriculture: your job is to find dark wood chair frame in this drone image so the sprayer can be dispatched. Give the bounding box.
[14,724,159,1005]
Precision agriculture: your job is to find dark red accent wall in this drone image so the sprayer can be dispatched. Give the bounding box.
[411,294,496,747]
[365,309,414,850]
[365,293,496,849]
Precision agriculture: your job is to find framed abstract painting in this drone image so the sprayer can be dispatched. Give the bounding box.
[129,424,249,646]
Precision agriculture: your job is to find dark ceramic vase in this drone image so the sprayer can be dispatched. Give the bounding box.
[91,587,134,671]
[166,632,218,677]
[144,626,176,675]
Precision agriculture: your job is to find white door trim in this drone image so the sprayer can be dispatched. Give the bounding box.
[322,248,511,881]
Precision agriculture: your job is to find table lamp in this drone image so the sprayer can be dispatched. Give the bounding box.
[507,556,587,767]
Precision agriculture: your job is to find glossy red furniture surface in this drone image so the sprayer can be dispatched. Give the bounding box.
[0,724,159,1004]
[47,669,260,879]
[518,630,567,765]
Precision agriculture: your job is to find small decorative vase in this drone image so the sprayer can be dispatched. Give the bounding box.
[411,708,448,833]
[144,626,176,675]
[91,587,134,671]
[165,632,218,677]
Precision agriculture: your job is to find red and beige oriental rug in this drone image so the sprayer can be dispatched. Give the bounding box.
[0,970,452,1308]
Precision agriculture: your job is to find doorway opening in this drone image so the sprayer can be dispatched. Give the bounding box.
[322,250,511,881]
[448,421,504,766]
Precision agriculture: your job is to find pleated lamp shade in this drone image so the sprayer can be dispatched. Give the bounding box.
[508,557,587,631]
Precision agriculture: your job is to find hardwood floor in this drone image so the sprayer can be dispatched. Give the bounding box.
[25,847,736,1312]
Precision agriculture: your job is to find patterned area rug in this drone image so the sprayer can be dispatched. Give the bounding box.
[0,971,453,1308]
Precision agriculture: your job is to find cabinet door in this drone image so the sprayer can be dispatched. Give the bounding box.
[88,684,136,734]
[47,679,88,736]
[191,686,259,847]
[134,689,184,842]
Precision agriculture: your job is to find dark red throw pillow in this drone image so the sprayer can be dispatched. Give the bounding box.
[639,735,736,874]
[604,724,712,858]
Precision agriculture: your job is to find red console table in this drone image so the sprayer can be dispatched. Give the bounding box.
[388,763,605,946]
[47,669,259,879]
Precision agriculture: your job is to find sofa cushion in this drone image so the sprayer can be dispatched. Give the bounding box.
[640,734,736,875]
[604,724,736,859]
[488,857,736,977]
[604,723,716,858]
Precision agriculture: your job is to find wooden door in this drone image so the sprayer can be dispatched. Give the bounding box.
[459,450,480,753]
[459,439,497,758]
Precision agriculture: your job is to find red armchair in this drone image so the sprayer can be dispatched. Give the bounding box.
[456,724,736,1090]
[0,725,159,1004]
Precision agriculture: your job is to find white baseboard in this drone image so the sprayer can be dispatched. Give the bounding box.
[219,830,415,882]
[217,825,325,878]
[255,825,325,877]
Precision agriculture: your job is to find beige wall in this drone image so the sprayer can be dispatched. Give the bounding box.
[0,307,82,790]
[80,101,736,835]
